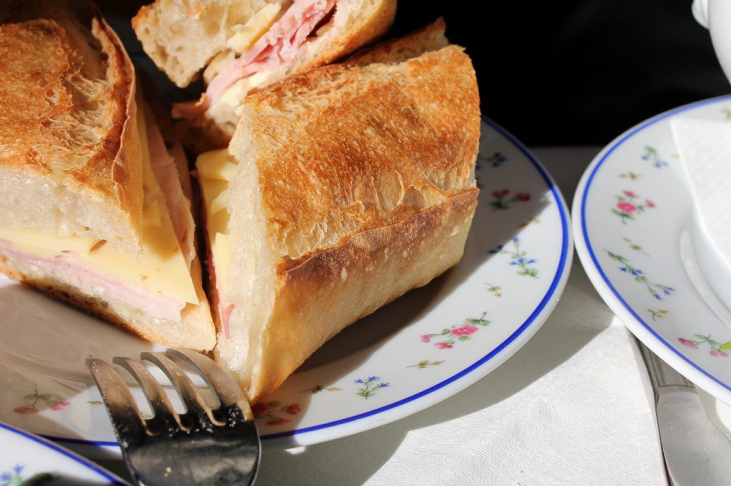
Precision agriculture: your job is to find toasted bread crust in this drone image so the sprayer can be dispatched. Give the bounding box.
[0,0,143,256]
[217,39,481,402]
[237,45,480,259]
[343,17,448,67]
[238,189,478,401]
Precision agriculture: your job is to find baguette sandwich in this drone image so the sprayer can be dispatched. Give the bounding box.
[0,0,216,351]
[195,19,481,402]
[132,0,398,153]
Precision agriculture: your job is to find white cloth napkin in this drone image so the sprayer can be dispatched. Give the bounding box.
[670,116,731,270]
[670,116,731,438]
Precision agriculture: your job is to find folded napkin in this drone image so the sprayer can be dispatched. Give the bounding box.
[670,116,731,436]
[670,116,731,270]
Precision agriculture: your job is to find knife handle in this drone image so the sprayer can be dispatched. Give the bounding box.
[638,339,693,389]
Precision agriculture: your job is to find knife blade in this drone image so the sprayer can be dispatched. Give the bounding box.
[639,340,731,486]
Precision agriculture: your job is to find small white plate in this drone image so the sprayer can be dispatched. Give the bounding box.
[0,118,572,456]
[0,421,129,484]
[573,95,731,404]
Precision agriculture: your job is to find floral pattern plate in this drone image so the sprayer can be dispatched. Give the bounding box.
[573,95,731,404]
[0,118,572,457]
[0,421,128,485]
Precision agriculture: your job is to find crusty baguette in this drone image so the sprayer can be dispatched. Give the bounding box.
[0,0,216,351]
[205,25,480,402]
[342,16,448,66]
[0,0,144,258]
[133,0,397,88]
[133,0,397,153]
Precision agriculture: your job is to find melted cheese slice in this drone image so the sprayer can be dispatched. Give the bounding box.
[196,148,237,300]
[227,3,282,54]
[0,98,198,305]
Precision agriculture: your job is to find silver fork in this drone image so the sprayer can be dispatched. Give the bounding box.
[86,348,260,486]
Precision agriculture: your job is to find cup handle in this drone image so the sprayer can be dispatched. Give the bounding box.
[693,0,709,28]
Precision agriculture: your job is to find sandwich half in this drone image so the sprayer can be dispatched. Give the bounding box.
[195,19,481,402]
[132,0,398,153]
[0,0,216,350]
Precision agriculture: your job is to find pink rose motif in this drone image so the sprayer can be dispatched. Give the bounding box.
[515,192,531,202]
[617,201,637,213]
[678,338,698,349]
[451,324,479,337]
[50,402,69,411]
[711,350,729,358]
[267,418,290,426]
[435,342,453,349]
[13,406,38,415]
[420,335,430,343]
[492,189,509,198]
[285,404,301,415]
[623,190,639,198]
[645,199,656,208]
[251,402,270,415]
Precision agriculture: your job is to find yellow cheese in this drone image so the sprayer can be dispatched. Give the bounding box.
[227,3,282,54]
[197,149,238,181]
[196,149,239,304]
[210,189,230,216]
[142,200,162,229]
[0,221,197,304]
[203,49,235,85]
[0,94,199,306]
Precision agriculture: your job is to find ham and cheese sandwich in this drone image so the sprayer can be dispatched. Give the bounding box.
[132,0,398,153]
[0,0,216,351]
[195,19,481,403]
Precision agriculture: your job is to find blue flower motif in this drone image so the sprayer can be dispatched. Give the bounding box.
[490,237,538,277]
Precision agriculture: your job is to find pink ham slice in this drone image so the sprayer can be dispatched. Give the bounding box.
[0,240,186,322]
[144,107,196,268]
[173,0,336,118]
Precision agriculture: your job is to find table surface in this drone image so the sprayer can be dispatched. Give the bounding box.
[91,146,676,485]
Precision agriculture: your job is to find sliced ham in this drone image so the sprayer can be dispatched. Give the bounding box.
[219,301,235,340]
[174,0,336,118]
[0,240,186,322]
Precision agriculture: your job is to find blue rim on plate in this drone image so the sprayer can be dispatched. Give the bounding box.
[573,94,731,403]
[0,421,128,484]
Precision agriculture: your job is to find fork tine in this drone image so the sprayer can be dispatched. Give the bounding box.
[85,358,148,439]
[166,348,254,420]
[112,356,181,433]
[141,351,218,425]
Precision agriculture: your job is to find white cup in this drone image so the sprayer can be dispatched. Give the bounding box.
[693,0,731,85]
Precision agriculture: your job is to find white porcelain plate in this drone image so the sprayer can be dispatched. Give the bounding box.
[0,421,129,484]
[573,95,731,404]
[0,119,572,457]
